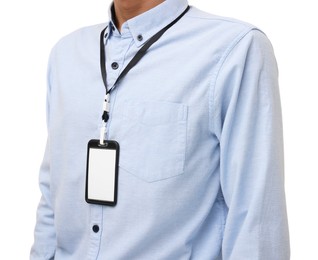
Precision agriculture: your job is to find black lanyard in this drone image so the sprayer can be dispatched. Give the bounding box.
[100,6,190,123]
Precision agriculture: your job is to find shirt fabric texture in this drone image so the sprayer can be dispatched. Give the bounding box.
[31,0,290,259]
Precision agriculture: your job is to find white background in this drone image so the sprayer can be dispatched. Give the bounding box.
[0,0,316,259]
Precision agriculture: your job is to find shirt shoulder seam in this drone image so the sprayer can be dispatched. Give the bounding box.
[185,12,255,29]
[208,27,262,138]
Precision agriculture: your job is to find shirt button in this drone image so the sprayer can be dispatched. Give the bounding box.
[92,225,100,233]
[111,62,119,70]
[137,34,143,41]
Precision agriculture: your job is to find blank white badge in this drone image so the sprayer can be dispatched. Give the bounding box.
[86,140,119,206]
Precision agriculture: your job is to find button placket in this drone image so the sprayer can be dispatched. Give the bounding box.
[106,35,133,87]
[88,205,103,259]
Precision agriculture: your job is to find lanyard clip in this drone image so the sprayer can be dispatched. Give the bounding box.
[99,124,107,145]
[100,93,110,145]
[102,94,110,123]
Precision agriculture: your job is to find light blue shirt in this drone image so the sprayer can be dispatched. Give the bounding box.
[31,0,290,259]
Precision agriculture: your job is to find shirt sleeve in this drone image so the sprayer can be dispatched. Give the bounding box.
[211,29,290,259]
[30,48,56,260]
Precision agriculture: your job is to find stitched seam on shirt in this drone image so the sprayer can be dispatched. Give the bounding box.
[217,189,227,258]
[185,14,254,27]
[46,44,59,132]
[209,28,268,258]
[208,27,256,139]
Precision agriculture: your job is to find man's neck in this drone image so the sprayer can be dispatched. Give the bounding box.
[113,0,165,31]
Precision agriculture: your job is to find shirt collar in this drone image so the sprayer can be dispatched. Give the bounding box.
[105,0,189,47]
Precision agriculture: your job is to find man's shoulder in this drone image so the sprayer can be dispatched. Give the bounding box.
[186,6,260,41]
[187,6,256,30]
[51,23,106,53]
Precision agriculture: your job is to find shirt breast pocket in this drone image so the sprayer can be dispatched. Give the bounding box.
[119,99,188,182]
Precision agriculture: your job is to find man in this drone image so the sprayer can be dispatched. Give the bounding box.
[31,0,290,259]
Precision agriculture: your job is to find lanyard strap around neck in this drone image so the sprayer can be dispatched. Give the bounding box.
[100,5,190,95]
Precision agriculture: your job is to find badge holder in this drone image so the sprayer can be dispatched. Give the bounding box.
[86,94,119,206]
[85,139,119,206]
